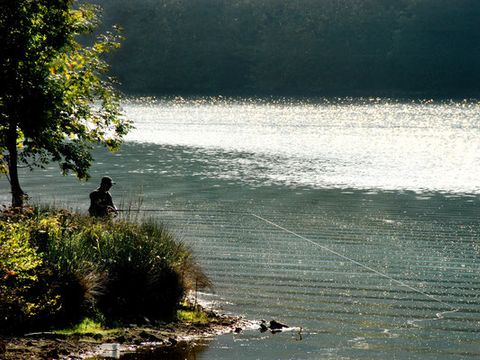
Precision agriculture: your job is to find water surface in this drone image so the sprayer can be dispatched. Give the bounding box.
[3,98,480,359]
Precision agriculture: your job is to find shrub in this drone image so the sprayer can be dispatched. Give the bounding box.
[0,211,44,333]
[0,207,210,334]
[88,219,189,323]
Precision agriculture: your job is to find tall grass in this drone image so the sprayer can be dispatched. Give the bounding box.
[0,207,210,334]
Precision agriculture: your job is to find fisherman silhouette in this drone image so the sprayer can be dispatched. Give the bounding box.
[89,176,118,217]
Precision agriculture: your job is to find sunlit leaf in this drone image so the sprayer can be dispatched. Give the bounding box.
[0,0,132,206]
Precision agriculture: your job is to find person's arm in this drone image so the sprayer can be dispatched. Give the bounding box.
[105,192,118,214]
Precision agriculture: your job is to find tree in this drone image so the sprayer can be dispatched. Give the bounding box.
[0,0,131,207]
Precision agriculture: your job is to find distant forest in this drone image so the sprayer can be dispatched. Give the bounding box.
[92,0,480,97]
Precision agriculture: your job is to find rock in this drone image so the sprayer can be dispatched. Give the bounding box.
[168,337,178,346]
[259,320,269,333]
[58,348,70,356]
[92,333,103,341]
[114,335,126,343]
[207,311,217,318]
[138,330,161,342]
[149,334,162,342]
[45,348,59,359]
[269,320,288,330]
[193,322,208,329]
[138,330,149,339]
[70,334,81,341]
[234,327,242,333]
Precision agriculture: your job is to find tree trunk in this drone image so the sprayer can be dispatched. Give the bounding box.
[7,121,25,208]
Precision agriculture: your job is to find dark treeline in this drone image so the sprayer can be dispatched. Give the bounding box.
[92,0,480,97]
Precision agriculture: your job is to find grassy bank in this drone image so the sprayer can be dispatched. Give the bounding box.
[0,207,211,335]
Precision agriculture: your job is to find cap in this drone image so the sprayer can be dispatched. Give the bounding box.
[101,176,115,185]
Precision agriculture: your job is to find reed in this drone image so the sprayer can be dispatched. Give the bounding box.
[0,206,210,334]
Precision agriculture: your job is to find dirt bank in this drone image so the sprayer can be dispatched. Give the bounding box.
[0,312,245,359]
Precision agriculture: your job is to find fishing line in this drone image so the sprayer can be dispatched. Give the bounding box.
[116,208,460,322]
[251,213,459,318]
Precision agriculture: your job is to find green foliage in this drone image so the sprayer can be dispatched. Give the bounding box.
[0,208,50,332]
[92,0,480,97]
[55,317,114,335]
[0,221,42,282]
[0,207,209,334]
[177,306,209,324]
[0,0,131,206]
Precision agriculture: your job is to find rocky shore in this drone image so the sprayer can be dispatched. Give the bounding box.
[0,311,244,359]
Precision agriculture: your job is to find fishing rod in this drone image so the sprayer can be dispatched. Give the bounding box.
[116,208,250,214]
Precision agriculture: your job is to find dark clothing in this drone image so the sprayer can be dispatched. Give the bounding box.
[89,189,115,217]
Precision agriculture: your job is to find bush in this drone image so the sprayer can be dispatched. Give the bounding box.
[0,207,210,334]
[0,209,44,333]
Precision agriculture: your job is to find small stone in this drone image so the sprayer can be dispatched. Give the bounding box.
[58,348,70,356]
[92,333,103,341]
[138,331,161,342]
[46,348,59,359]
[234,327,242,333]
[269,320,288,330]
[115,335,126,343]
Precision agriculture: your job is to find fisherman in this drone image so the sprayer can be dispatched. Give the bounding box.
[89,176,118,217]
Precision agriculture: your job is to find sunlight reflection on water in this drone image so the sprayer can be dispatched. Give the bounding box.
[124,98,480,194]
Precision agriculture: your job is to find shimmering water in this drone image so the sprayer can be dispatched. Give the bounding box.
[124,98,480,193]
[3,98,480,359]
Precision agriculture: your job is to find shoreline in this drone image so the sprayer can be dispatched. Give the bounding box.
[1,309,246,359]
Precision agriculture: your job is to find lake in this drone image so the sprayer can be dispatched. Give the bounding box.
[3,98,480,359]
